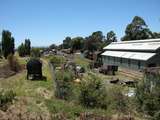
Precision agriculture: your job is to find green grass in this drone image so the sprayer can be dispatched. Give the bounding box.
[74,55,91,70]
[0,56,145,120]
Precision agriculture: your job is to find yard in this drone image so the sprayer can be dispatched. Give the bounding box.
[0,55,145,120]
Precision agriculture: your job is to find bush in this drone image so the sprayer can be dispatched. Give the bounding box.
[107,86,128,113]
[79,73,107,109]
[153,111,160,120]
[135,73,160,117]
[31,48,41,58]
[55,70,74,100]
[50,55,65,67]
[0,89,16,111]
[7,54,21,72]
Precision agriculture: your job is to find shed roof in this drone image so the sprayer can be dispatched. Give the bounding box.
[103,38,160,51]
[101,51,155,61]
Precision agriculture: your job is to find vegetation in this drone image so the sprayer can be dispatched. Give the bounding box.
[71,37,84,52]
[1,30,15,59]
[105,30,117,45]
[49,55,65,67]
[0,89,16,111]
[63,36,72,49]
[31,47,41,58]
[79,73,108,109]
[18,39,31,57]
[7,54,21,72]
[59,16,160,55]
[0,15,160,119]
[135,72,160,119]
[121,16,159,41]
[55,70,74,100]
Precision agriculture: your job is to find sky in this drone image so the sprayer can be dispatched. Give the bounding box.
[0,0,160,47]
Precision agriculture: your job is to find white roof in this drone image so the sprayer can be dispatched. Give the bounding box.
[103,39,160,51]
[101,51,155,61]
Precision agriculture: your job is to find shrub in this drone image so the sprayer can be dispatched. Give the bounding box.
[107,86,128,113]
[135,73,160,117]
[50,55,65,67]
[55,70,74,100]
[79,73,107,109]
[7,54,21,72]
[31,48,41,58]
[153,111,160,120]
[0,89,16,111]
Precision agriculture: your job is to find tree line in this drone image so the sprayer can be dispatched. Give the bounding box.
[57,16,160,53]
[0,30,31,59]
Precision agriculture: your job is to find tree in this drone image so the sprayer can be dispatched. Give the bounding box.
[84,31,104,52]
[49,44,57,49]
[18,39,31,57]
[63,37,72,49]
[121,16,153,41]
[18,43,26,57]
[105,31,117,45]
[11,37,15,54]
[71,37,84,51]
[152,32,160,38]
[1,30,15,58]
[24,39,31,55]
[0,42,2,58]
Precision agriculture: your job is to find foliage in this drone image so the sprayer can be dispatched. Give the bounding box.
[18,43,26,57]
[49,55,65,67]
[135,73,160,117]
[55,70,74,100]
[121,16,153,41]
[71,37,84,52]
[18,39,31,57]
[152,32,160,39]
[0,89,16,110]
[153,111,160,120]
[79,73,108,109]
[7,54,21,72]
[84,31,104,52]
[63,36,72,49]
[107,86,128,113]
[74,55,91,70]
[49,44,57,49]
[31,48,41,58]
[0,42,2,58]
[24,39,31,55]
[105,31,117,45]
[1,30,15,59]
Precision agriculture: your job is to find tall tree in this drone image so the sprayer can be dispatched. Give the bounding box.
[24,39,31,55]
[18,39,31,57]
[1,30,15,58]
[121,16,153,41]
[0,42,2,58]
[11,37,15,54]
[71,37,84,51]
[63,36,72,49]
[105,31,117,45]
[84,31,104,51]
[18,43,26,57]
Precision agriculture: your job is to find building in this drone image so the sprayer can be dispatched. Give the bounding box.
[101,39,160,70]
